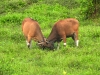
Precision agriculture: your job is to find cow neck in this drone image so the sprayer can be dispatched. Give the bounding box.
[47,30,57,43]
[37,32,44,43]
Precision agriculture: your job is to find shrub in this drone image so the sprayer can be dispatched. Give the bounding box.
[0,13,23,25]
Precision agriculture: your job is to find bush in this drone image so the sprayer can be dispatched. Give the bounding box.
[0,13,23,25]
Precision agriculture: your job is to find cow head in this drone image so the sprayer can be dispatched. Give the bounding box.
[37,41,46,49]
[42,39,54,50]
[37,38,54,50]
[37,37,47,49]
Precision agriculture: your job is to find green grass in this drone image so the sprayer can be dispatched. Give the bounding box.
[0,0,100,75]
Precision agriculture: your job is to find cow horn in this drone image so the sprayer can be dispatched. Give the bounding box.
[38,42,43,45]
[38,41,45,45]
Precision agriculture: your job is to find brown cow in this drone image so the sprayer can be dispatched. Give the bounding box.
[45,18,79,49]
[22,18,45,49]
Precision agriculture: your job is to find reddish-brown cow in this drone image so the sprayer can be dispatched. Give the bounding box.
[22,18,45,49]
[45,18,79,49]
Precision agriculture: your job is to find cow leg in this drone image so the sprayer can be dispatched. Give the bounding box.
[72,32,79,46]
[75,31,79,46]
[57,42,60,50]
[26,40,31,48]
[62,35,66,46]
[26,36,32,48]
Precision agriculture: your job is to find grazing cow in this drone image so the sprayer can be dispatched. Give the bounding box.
[45,18,79,49]
[22,18,45,49]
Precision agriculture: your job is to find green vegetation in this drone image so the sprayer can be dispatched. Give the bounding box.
[0,0,100,75]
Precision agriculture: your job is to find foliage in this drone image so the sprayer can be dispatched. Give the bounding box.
[79,0,100,19]
[39,0,100,19]
[40,0,79,8]
[0,0,100,75]
[0,0,38,14]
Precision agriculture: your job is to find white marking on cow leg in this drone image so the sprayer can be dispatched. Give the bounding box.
[26,40,29,45]
[75,40,79,46]
[26,40,31,48]
[63,43,66,46]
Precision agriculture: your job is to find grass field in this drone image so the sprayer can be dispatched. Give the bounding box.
[0,0,100,75]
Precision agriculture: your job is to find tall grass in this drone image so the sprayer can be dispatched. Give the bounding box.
[0,0,100,75]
